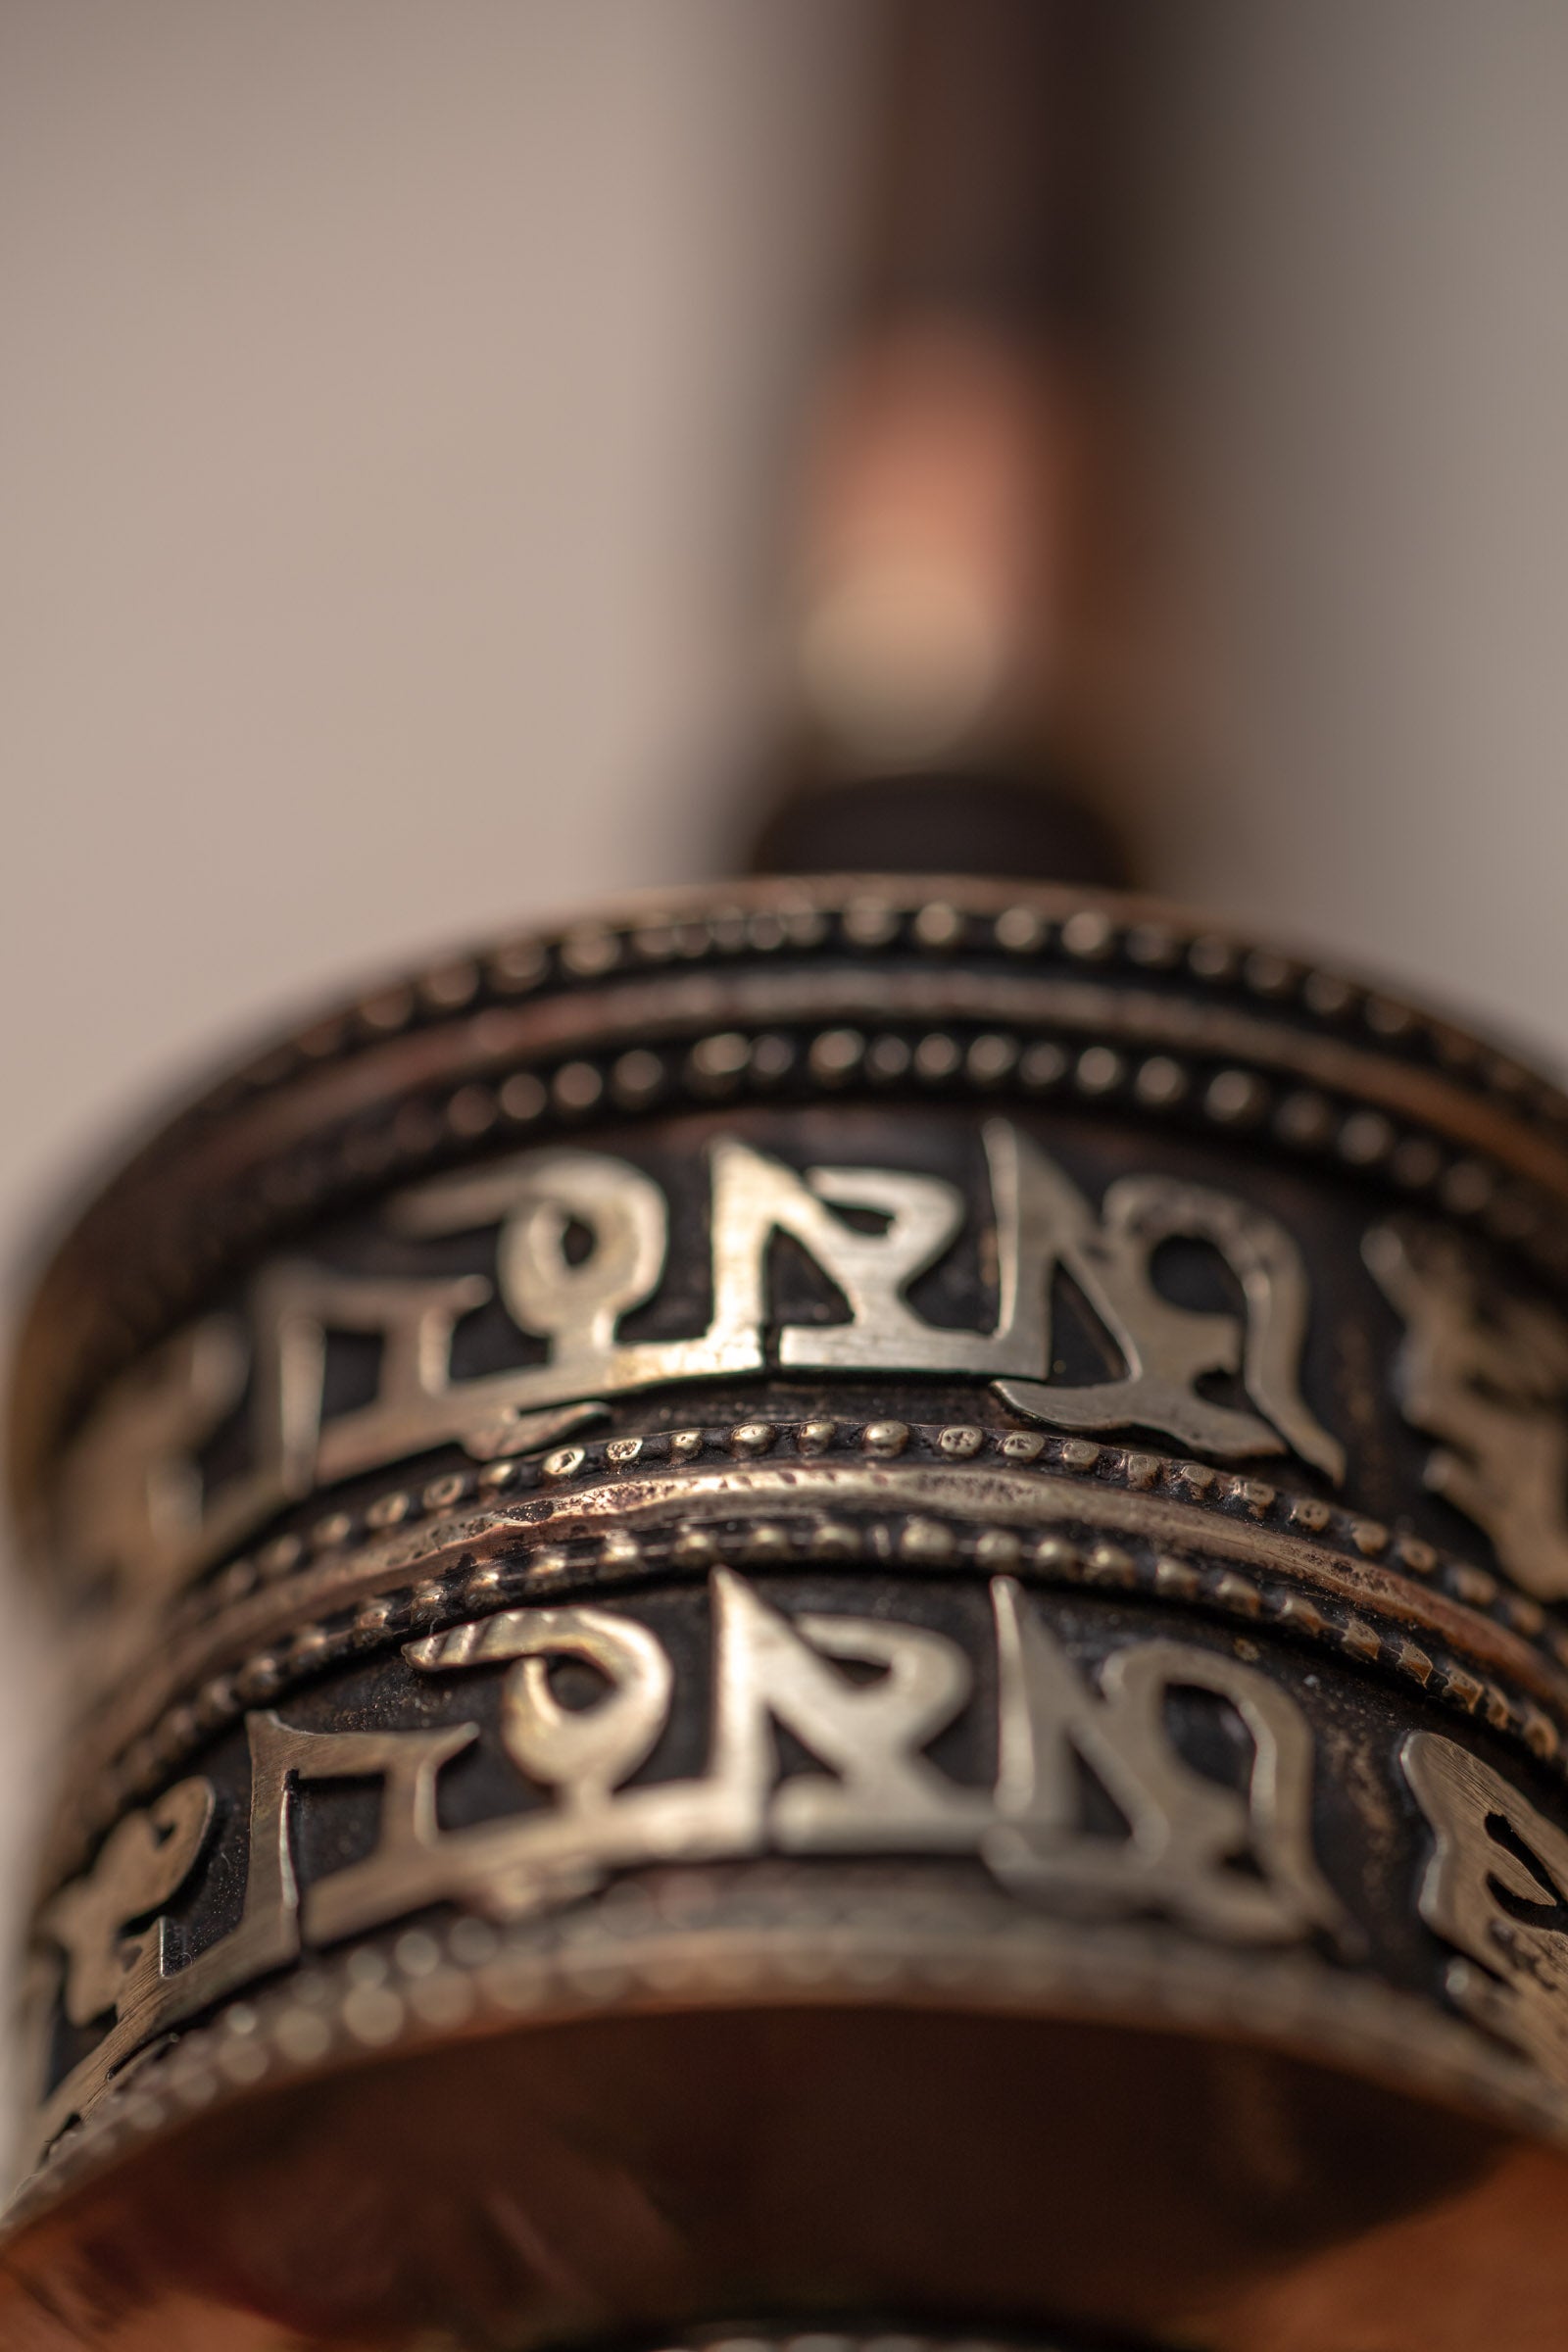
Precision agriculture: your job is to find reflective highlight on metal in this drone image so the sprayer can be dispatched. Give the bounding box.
[12,875,1568,2350]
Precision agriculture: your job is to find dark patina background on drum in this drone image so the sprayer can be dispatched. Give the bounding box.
[14,876,1568,2350]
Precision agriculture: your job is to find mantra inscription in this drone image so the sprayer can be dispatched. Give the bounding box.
[1404,1731,1568,2088]
[1368,1222,1568,1601]
[62,1122,1343,1607]
[30,1574,1345,2160]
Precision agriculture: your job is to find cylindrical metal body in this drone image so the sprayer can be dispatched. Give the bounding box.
[10,874,1568,2349]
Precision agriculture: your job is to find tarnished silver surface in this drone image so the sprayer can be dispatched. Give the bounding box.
[13,876,1568,2350]
[57,1118,1341,1615]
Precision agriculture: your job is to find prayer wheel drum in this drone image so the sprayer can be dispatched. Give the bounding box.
[11,874,1568,2350]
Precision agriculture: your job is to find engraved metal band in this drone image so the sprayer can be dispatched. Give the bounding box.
[17,876,1568,1520]
[17,877,1568,2347]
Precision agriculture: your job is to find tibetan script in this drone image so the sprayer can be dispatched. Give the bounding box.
[1403,1729,1568,2089]
[1367,1222,1568,1600]
[30,1575,1345,2162]
[62,1123,1342,1607]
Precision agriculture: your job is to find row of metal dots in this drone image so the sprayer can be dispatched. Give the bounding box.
[182,1417,1561,1660]
[221,893,1549,1117]
[83,1479,1562,1861]
[375,1018,1545,1250]
[107,1010,1554,1348]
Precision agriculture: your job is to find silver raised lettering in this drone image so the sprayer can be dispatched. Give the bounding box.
[1403,1729,1568,2087]
[1367,1220,1568,1599]
[60,1127,1341,1606]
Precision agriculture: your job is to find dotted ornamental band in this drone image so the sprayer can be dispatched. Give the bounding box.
[29,1551,1568,2180]
[49,1418,1568,1891]
[21,874,1568,2211]
[42,1096,1568,1695]
[16,876,1568,1523]
[24,874,1568,2342]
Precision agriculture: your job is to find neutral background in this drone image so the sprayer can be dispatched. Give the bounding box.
[2,0,1567,2133]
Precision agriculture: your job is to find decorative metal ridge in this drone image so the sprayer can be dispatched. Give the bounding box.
[14,874,1568,1512]
[19,873,1568,2346]
[50,1422,1568,1888]
[15,1889,1567,2233]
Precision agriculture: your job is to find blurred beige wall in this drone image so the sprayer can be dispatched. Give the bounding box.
[1141,1,1568,1066]
[0,0,879,1279]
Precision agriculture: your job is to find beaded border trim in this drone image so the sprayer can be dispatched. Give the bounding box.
[48,1418,1568,1887]
[20,876,1568,1503]
[11,1867,1565,2232]
[154,881,1568,1133]
[172,1417,1558,1651]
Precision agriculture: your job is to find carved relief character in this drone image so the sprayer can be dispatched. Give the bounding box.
[714,1142,969,1372]
[252,1260,495,1491]
[1366,1221,1568,1599]
[397,1602,675,1915]
[396,1137,980,1390]
[58,1125,1344,1606]
[41,1777,215,2028]
[294,1718,480,1944]
[986,1580,1347,1943]
[406,1571,984,1912]
[27,1710,474,2164]
[32,1576,1356,2167]
[390,1139,766,1418]
[56,1317,247,1610]
[993,1129,1343,1478]
[393,1150,675,1383]
[708,1570,984,1848]
[1402,1730,1568,2088]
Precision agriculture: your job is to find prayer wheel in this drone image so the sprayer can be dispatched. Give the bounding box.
[10,871,1568,2348]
